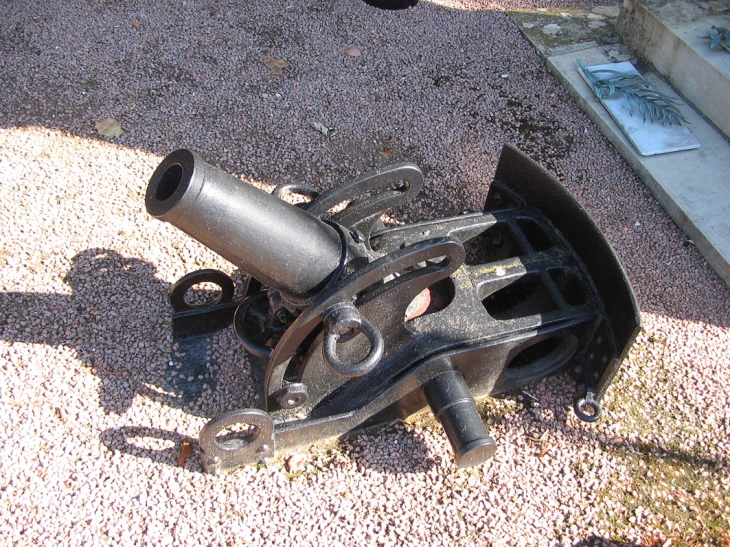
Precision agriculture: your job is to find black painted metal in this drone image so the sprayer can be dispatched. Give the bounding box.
[144,144,641,474]
[146,149,343,298]
[486,146,642,399]
[169,269,239,339]
[424,370,497,468]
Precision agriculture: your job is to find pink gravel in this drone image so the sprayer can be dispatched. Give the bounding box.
[0,1,728,546]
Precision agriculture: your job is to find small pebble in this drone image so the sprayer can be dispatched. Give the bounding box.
[286,454,308,473]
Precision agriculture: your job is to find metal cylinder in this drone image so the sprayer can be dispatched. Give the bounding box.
[145,149,343,297]
[424,370,497,468]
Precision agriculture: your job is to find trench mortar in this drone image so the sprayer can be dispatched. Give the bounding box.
[145,144,640,473]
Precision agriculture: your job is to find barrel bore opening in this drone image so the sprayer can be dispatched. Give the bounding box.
[155,164,183,201]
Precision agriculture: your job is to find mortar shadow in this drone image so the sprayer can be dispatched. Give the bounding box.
[0,247,439,471]
[573,538,641,547]
[341,424,438,473]
[100,426,198,469]
[497,381,726,474]
[0,248,250,419]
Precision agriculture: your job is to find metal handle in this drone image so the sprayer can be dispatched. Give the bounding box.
[322,304,384,377]
[306,163,423,218]
[198,408,275,474]
[574,390,602,422]
[169,269,234,312]
[272,183,320,202]
[305,163,424,241]
[424,370,497,468]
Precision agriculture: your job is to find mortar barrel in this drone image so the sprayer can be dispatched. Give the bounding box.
[145,149,343,297]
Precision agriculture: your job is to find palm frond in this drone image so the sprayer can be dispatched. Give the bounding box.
[698,27,730,52]
[578,60,689,126]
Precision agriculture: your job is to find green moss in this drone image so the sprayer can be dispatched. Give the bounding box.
[598,446,729,544]
[475,396,525,425]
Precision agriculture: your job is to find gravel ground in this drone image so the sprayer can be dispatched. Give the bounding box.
[1,0,729,546]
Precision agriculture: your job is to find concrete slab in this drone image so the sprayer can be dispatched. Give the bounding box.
[616,0,730,139]
[555,47,730,288]
[508,9,730,288]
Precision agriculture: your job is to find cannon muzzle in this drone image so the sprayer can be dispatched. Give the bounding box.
[145,149,343,297]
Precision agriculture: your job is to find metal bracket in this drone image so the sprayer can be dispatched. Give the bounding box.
[170,270,239,340]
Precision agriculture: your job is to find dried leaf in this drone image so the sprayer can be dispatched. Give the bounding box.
[262,58,287,75]
[178,440,194,467]
[384,136,398,143]
[130,18,140,30]
[378,147,393,157]
[95,117,123,137]
[345,45,362,57]
[286,453,307,473]
[527,430,549,443]
[311,121,336,138]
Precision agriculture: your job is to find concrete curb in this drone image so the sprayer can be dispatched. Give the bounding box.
[617,0,730,140]
[508,9,730,289]
[547,45,730,288]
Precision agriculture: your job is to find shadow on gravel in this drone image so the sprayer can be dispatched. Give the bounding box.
[573,537,641,547]
[605,437,724,471]
[344,425,437,473]
[0,246,440,471]
[0,248,251,419]
[100,426,198,469]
